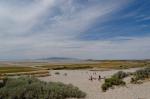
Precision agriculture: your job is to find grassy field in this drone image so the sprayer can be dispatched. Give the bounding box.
[38,60,150,70]
[0,67,37,73]
[0,60,150,78]
[39,64,93,70]
[0,66,49,79]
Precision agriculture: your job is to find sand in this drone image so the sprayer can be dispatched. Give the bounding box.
[39,68,150,99]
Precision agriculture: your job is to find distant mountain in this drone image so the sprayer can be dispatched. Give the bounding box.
[38,57,80,61]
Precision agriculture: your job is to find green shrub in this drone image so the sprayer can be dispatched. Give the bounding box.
[102,77,126,92]
[0,77,86,99]
[112,71,128,79]
[102,73,126,92]
[101,83,108,92]
[131,67,150,83]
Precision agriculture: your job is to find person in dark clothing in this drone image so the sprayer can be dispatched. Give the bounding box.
[98,75,101,80]
[89,75,93,81]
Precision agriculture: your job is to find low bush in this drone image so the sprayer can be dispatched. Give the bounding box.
[131,67,150,83]
[112,71,128,79]
[0,81,3,88]
[102,77,126,92]
[102,71,127,92]
[0,77,86,99]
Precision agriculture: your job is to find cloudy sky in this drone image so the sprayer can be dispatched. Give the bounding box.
[0,0,150,60]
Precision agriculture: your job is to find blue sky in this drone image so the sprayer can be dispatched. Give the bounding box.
[0,0,150,60]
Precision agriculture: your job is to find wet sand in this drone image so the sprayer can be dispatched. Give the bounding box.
[39,68,150,99]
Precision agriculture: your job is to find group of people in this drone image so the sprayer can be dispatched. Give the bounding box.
[89,75,101,81]
[89,72,102,81]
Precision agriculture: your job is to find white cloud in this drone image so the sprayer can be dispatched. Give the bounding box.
[0,0,149,60]
[0,0,55,35]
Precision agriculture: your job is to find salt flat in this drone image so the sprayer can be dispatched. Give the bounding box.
[39,68,150,99]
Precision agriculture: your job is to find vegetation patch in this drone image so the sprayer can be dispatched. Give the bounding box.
[55,72,60,75]
[38,60,150,70]
[0,67,37,73]
[97,60,150,69]
[101,71,127,92]
[40,64,92,70]
[0,77,86,99]
[112,71,128,79]
[0,67,50,78]
[131,67,150,84]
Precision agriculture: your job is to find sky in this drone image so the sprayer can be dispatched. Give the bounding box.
[0,0,150,60]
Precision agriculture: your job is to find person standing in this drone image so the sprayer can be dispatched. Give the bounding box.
[98,75,101,80]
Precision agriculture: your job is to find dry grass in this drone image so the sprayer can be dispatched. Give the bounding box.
[0,67,50,78]
[0,60,149,79]
[0,67,38,73]
[38,60,150,70]
[2,70,49,76]
[95,61,149,69]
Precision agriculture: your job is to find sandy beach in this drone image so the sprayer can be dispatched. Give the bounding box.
[39,68,150,99]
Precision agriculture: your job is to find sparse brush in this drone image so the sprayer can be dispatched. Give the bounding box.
[112,71,128,79]
[55,72,60,75]
[102,77,126,92]
[0,77,86,99]
[101,71,127,92]
[131,67,150,83]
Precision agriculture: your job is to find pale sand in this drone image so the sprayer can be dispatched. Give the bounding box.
[39,68,150,99]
